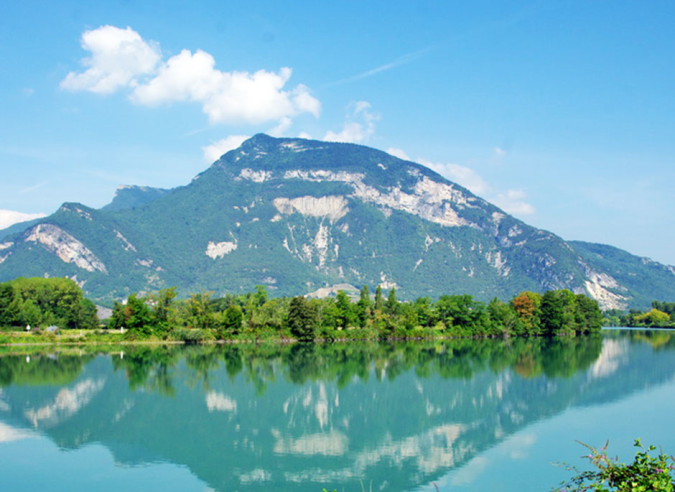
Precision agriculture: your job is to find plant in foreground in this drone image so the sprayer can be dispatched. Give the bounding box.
[555,439,675,492]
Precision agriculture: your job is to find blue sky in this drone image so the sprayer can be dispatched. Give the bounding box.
[1,1,674,264]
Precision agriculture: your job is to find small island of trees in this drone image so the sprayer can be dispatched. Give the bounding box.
[605,300,675,329]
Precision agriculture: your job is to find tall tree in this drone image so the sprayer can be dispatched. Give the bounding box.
[219,305,243,337]
[374,285,384,312]
[287,296,317,341]
[385,287,399,316]
[335,290,356,329]
[356,285,371,328]
[540,290,565,336]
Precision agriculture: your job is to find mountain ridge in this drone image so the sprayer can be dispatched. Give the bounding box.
[0,134,672,309]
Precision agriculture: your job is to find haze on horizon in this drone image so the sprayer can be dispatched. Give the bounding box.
[1,0,674,264]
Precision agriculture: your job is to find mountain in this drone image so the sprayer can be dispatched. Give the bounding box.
[0,217,42,242]
[101,185,171,212]
[0,134,672,309]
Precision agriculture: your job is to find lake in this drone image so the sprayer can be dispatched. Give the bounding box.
[1,329,674,492]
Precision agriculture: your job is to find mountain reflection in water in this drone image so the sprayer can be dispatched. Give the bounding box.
[0,330,674,492]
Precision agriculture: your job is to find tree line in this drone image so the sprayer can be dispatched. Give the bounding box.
[604,300,675,328]
[0,277,603,340]
[0,277,98,330]
[108,285,602,340]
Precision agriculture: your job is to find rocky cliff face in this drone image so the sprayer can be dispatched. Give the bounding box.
[0,134,672,308]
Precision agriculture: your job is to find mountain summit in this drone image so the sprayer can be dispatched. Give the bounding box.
[0,134,673,308]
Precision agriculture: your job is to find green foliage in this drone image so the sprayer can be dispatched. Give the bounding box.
[634,309,671,326]
[555,439,675,492]
[0,277,98,330]
[184,292,216,329]
[286,296,317,340]
[610,300,675,328]
[219,305,243,338]
[0,276,603,344]
[124,294,153,337]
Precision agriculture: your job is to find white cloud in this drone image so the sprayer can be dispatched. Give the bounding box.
[60,25,160,94]
[491,189,535,215]
[269,116,292,137]
[494,147,507,157]
[386,147,411,160]
[298,131,313,139]
[0,210,46,230]
[62,26,320,127]
[324,101,378,144]
[202,135,249,163]
[418,159,490,196]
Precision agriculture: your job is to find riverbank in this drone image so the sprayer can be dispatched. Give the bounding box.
[0,324,592,348]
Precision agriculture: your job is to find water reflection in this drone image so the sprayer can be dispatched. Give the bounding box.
[0,330,674,492]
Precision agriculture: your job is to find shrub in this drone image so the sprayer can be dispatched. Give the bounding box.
[555,439,675,492]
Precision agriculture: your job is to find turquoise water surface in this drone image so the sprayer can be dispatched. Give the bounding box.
[1,329,674,491]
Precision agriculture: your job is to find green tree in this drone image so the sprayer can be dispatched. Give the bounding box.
[287,296,317,340]
[123,294,154,337]
[335,290,356,329]
[20,299,41,327]
[488,297,519,336]
[540,290,566,336]
[184,292,215,329]
[219,305,243,338]
[254,285,268,307]
[356,285,371,328]
[575,294,603,334]
[374,285,384,312]
[385,287,399,316]
[153,287,177,324]
[634,308,671,327]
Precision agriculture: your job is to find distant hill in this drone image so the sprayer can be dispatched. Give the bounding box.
[0,134,672,309]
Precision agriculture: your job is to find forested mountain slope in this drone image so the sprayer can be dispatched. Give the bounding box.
[0,134,672,308]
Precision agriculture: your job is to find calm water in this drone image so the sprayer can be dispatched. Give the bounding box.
[1,329,674,492]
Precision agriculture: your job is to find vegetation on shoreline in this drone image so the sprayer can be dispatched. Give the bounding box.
[555,439,675,491]
[1,277,603,344]
[605,301,675,329]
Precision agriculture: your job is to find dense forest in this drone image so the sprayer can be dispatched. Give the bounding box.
[0,277,98,330]
[604,300,675,328]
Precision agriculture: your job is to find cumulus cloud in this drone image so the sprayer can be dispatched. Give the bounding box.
[0,210,46,230]
[202,135,249,163]
[61,26,320,126]
[418,159,490,196]
[269,116,292,137]
[61,26,160,94]
[491,189,535,215]
[324,101,378,144]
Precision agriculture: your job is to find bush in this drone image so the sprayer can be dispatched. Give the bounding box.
[556,439,675,492]
[170,328,213,344]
